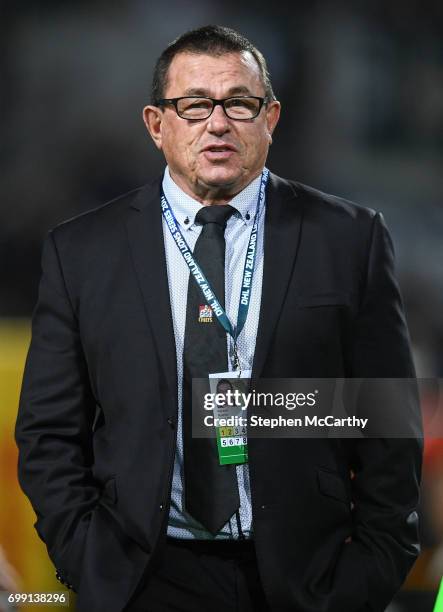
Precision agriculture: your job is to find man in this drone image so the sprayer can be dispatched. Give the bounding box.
[15,25,422,612]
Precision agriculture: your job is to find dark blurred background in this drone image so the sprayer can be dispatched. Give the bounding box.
[0,1,442,610]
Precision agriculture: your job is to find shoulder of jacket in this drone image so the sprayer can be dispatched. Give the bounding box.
[49,178,159,241]
[270,172,378,225]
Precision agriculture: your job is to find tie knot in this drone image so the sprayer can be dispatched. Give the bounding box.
[195,205,235,230]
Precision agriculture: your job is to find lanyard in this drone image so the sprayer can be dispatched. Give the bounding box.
[161,168,269,369]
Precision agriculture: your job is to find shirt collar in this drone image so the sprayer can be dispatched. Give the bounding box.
[162,165,264,230]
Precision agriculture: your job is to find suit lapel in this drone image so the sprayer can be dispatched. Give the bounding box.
[126,179,178,401]
[252,173,303,379]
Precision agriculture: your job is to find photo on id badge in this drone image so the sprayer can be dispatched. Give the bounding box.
[209,371,251,466]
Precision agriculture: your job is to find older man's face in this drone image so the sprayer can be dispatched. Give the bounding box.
[144,51,280,203]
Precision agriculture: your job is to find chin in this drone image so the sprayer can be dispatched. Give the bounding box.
[199,166,241,188]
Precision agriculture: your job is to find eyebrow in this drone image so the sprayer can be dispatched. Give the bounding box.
[181,86,254,97]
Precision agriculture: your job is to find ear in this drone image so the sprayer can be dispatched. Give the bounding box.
[265,100,281,145]
[143,105,164,150]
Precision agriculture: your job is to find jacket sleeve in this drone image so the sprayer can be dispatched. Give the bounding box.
[15,230,99,591]
[341,212,423,611]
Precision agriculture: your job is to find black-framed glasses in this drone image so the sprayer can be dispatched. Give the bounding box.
[155,96,268,121]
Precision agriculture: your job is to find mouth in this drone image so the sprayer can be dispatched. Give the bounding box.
[201,144,237,160]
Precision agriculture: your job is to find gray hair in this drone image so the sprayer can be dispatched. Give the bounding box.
[151,25,276,104]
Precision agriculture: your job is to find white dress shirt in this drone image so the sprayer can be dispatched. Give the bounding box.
[161,165,266,539]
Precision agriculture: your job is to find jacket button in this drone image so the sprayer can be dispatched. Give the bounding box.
[159,503,164,510]
[167,417,175,429]
[261,504,266,510]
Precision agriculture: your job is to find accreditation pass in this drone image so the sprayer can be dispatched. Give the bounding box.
[209,370,251,466]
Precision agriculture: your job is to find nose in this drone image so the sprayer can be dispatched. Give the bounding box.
[206,103,230,136]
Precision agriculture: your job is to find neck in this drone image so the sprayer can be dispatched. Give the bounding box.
[168,169,262,206]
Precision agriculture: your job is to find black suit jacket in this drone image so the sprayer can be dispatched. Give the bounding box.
[16,173,422,612]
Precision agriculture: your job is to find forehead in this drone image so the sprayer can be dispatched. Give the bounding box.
[164,51,264,97]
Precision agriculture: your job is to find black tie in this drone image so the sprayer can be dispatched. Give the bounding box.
[183,204,240,535]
